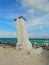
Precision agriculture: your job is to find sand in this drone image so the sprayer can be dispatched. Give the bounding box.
[0,46,49,65]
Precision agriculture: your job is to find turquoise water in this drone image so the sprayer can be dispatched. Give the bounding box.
[0,38,49,45]
[29,38,49,46]
[0,38,17,44]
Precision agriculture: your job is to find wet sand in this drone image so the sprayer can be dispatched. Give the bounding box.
[0,45,49,65]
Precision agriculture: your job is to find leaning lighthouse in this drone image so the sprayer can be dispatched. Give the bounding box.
[16,16,33,53]
[15,16,43,54]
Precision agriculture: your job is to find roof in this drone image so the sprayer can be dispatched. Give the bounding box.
[18,16,26,21]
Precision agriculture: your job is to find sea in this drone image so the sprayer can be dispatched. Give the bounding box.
[0,38,49,46]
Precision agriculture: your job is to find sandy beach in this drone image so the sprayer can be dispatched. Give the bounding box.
[0,45,49,65]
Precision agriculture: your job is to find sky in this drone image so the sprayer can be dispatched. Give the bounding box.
[0,0,49,38]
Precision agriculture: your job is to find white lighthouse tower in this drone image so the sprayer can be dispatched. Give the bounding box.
[16,16,43,54]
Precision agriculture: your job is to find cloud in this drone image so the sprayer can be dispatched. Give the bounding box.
[0,31,48,38]
[28,33,49,38]
[27,9,35,14]
[27,18,42,29]
[27,12,49,29]
[21,0,49,12]
[0,31,17,38]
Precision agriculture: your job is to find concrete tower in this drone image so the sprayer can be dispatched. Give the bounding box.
[16,16,43,54]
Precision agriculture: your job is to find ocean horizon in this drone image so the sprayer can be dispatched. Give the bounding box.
[0,38,49,46]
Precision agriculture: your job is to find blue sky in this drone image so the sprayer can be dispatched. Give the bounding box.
[0,0,49,38]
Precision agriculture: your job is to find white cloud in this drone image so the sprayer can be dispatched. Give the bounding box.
[27,12,49,29]
[28,33,49,38]
[28,34,33,38]
[27,18,42,29]
[21,0,49,12]
[0,31,17,38]
[27,9,35,14]
[39,26,44,32]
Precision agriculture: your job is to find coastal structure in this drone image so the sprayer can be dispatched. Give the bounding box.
[16,16,43,54]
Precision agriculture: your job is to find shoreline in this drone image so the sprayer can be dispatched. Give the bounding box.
[0,41,49,50]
